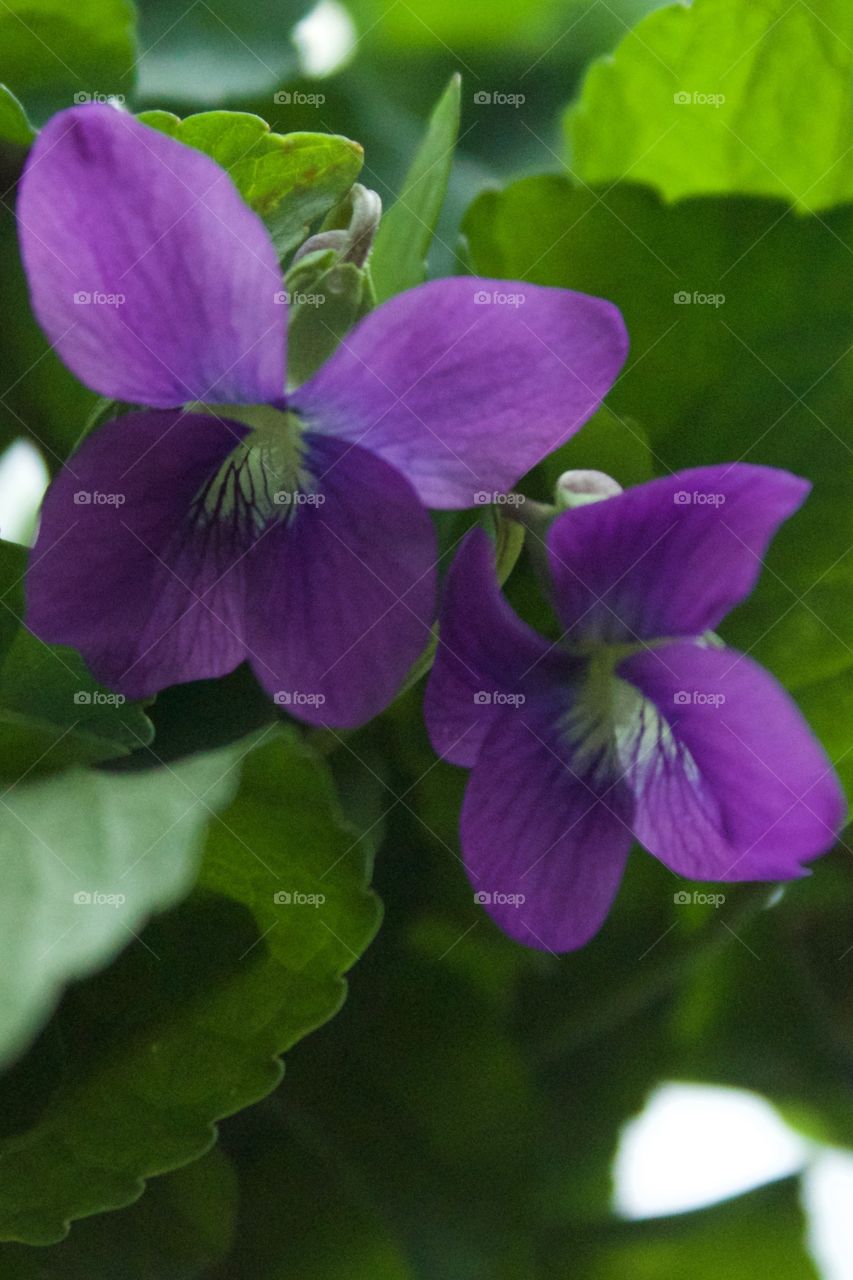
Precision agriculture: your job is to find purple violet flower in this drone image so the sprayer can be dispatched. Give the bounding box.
[17,105,628,727]
[425,465,846,951]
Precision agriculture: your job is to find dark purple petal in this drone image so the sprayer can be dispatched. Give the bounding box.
[245,435,437,729]
[619,641,845,880]
[424,528,568,766]
[547,465,810,644]
[289,277,627,509]
[18,105,285,407]
[27,411,251,696]
[461,702,634,952]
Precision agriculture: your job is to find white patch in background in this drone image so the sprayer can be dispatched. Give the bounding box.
[612,1081,853,1279]
[294,1,358,78]
[0,438,49,546]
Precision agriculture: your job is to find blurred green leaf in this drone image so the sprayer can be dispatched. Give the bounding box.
[0,1148,238,1278]
[371,73,461,302]
[560,1177,818,1279]
[0,0,136,120]
[0,84,34,146]
[0,729,380,1244]
[0,737,243,1071]
[567,0,853,213]
[138,110,364,257]
[0,540,154,780]
[135,0,313,104]
[464,177,853,794]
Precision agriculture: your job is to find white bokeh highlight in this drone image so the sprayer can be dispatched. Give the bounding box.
[0,438,49,546]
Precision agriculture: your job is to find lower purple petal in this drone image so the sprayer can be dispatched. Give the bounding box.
[461,702,634,952]
[27,411,250,698]
[245,434,437,728]
[619,641,846,881]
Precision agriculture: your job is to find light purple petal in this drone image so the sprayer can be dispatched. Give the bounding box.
[18,105,285,407]
[461,702,634,952]
[547,465,810,644]
[618,641,845,880]
[27,410,251,696]
[246,435,437,729]
[289,277,627,509]
[424,528,568,767]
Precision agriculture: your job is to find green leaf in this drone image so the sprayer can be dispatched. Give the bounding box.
[370,73,461,302]
[566,0,853,213]
[0,1148,238,1279]
[463,177,853,795]
[0,739,243,1070]
[138,110,364,257]
[0,729,380,1244]
[566,1177,818,1279]
[135,0,313,104]
[0,0,136,121]
[0,541,154,779]
[0,84,34,146]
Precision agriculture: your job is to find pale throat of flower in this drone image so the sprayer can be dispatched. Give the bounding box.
[186,402,311,532]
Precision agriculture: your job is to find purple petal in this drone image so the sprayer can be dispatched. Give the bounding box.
[18,105,285,407]
[619,641,845,880]
[547,465,810,644]
[27,410,251,696]
[424,528,568,767]
[461,702,634,952]
[289,277,627,509]
[245,435,437,728]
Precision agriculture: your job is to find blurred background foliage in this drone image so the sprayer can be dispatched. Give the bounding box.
[1,0,852,1275]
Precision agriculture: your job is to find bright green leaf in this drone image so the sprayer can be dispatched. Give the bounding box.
[0,0,136,121]
[0,84,35,146]
[139,109,363,256]
[371,73,460,302]
[0,738,244,1070]
[0,729,380,1243]
[567,0,853,213]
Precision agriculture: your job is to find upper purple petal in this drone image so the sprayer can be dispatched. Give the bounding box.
[546,464,810,644]
[289,277,628,509]
[27,409,251,696]
[245,434,437,729]
[424,528,568,767]
[618,640,846,880]
[17,105,285,407]
[460,701,634,952]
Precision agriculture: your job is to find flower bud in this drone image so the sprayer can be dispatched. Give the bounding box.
[554,469,622,509]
